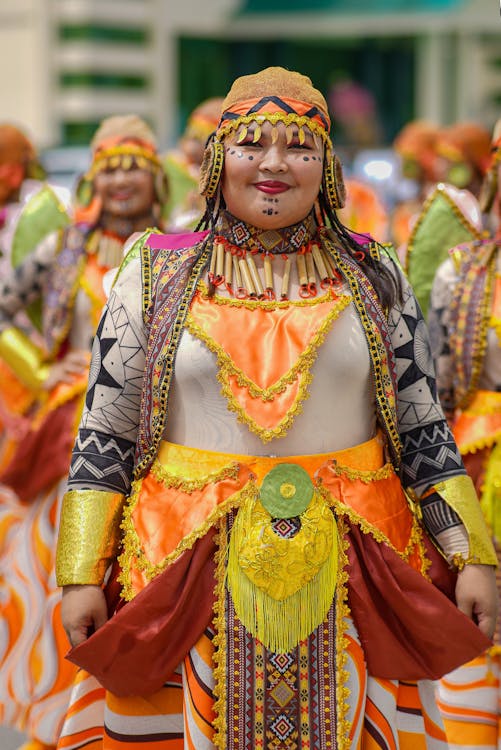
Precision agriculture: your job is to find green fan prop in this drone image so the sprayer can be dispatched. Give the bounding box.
[406,184,482,319]
[11,185,70,330]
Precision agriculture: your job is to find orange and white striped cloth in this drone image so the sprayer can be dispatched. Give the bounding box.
[437,652,501,749]
[0,478,77,746]
[56,620,447,750]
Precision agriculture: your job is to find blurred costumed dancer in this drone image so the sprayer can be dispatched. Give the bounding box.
[338,177,389,244]
[163,97,223,230]
[429,119,501,749]
[435,121,491,199]
[0,123,50,472]
[391,120,440,249]
[0,115,167,750]
[54,67,496,750]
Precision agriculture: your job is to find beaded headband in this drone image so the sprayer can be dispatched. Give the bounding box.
[86,138,162,180]
[216,96,332,156]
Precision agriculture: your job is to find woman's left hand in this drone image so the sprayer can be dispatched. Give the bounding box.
[455,563,499,639]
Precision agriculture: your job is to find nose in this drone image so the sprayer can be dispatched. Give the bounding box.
[110,168,130,186]
[259,144,287,173]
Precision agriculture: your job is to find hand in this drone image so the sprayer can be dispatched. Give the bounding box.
[455,563,499,639]
[43,350,89,391]
[61,584,108,647]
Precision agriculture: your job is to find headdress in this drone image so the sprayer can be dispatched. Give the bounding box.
[199,66,346,212]
[393,120,440,183]
[436,122,491,173]
[479,119,501,213]
[183,97,224,144]
[0,123,45,181]
[435,121,491,189]
[75,114,168,224]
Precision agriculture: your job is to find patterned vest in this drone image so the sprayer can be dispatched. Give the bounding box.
[133,229,402,479]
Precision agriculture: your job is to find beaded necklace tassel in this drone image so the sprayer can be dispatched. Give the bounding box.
[224,246,233,294]
[305,247,317,297]
[281,255,292,300]
[246,253,265,298]
[239,252,257,297]
[263,253,275,300]
[232,253,246,298]
[296,251,309,298]
[207,235,342,300]
[215,242,225,284]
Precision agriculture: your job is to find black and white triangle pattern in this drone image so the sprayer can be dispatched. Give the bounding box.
[79,291,146,445]
[68,428,135,493]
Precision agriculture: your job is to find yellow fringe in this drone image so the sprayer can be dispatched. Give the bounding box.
[217,113,332,153]
[480,440,501,543]
[226,493,339,653]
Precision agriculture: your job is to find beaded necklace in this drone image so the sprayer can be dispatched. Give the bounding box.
[208,211,342,300]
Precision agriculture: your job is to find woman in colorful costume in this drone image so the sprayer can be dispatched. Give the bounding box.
[429,119,501,749]
[0,123,50,471]
[0,123,46,240]
[391,119,440,249]
[0,114,167,750]
[56,68,497,750]
[163,97,223,230]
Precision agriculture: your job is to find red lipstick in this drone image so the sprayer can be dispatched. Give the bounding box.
[255,181,290,194]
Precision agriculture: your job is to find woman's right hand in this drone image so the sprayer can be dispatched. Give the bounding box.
[43,349,89,391]
[61,584,109,647]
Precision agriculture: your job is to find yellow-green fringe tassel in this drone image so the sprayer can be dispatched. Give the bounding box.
[227,505,339,654]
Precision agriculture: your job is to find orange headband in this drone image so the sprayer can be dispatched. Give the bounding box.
[217,96,331,148]
[86,136,161,179]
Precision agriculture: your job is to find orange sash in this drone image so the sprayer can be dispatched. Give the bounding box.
[119,435,425,600]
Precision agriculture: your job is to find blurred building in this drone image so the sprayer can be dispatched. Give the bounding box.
[0,0,499,148]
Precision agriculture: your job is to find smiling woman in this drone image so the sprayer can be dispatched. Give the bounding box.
[221,121,324,228]
[55,67,497,750]
[0,115,168,750]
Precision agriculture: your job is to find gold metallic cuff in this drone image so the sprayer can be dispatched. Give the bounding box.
[0,327,50,390]
[56,490,125,586]
[433,475,498,566]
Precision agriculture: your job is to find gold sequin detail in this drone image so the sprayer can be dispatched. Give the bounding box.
[56,490,125,585]
[433,475,497,566]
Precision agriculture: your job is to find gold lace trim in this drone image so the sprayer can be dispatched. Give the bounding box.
[490,315,501,345]
[212,518,229,750]
[328,460,394,484]
[187,293,350,400]
[151,458,240,492]
[336,516,353,749]
[117,479,256,601]
[198,280,338,309]
[318,484,427,569]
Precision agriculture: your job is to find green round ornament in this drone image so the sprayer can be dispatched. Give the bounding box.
[260,463,314,519]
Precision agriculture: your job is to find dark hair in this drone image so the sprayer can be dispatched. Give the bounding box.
[317,191,403,311]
